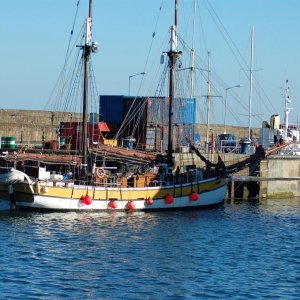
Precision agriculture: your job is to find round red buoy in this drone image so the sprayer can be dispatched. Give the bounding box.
[146,197,154,206]
[83,195,92,205]
[189,192,199,201]
[165,194,174,204]
[127,201,135,210]
[108,200,118,209]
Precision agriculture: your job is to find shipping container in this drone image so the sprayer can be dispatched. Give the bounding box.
[123,97,146,123]
[145,126,163,151]
[99,95,127,124]
[100,95,195,127]
[59,122,81,138]
[122,97,147,147]
[146,97,165,125]
[147,97,196,125]
[145,124,195,152]
[174,97,196,125]
[58,121,111,149]
[99,95,196,151]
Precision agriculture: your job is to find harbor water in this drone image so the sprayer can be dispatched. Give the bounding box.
[0,198,299,299]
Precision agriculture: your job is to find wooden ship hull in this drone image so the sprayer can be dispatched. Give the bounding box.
[10,172,226,211]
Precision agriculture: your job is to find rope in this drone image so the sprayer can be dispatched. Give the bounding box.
[45,0,82,110]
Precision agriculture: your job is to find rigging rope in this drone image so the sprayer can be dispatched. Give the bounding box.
[203,0,277,118]
[143,0,164,73]
[114,0,165,142]
[66,0,81,58]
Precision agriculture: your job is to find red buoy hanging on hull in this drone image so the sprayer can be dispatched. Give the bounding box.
[81,195,92,205]
[165,194,174,204]
[108,200,118,209]
[189,192,199,201]
[146,198,154,206]
[127,201,135,210]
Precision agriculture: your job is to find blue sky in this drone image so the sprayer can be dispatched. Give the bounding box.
[0,0,300,128]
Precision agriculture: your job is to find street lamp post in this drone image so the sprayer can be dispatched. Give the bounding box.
[224,84,240,133]
[128,72,146,96]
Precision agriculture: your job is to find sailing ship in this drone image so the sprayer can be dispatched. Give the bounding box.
[0,0,231,211]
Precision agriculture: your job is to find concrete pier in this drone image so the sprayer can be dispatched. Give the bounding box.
[228,156,300,199]
[175,152,300,199]
[0,109,258,145]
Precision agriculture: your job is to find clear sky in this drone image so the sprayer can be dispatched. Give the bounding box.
[1,0,300,128]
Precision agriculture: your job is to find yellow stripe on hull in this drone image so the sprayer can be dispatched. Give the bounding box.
[14,177,226,202]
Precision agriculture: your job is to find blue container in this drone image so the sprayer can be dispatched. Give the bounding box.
[100,95,196,127]
[99,95,126,123]
[123,97,146,122]
[240,139,251,154]
[147,97,165,125]
[164,97,196,125]
[174,97,196,125]
[147,97,196,125]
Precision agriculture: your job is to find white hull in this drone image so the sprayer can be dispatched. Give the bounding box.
[13,176,227,211]
[0,169,25,205]
[0,169,25,186]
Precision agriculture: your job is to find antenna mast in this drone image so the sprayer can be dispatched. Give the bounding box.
[284,79,291,140]
[248,26,254,141]
[205,51,211,153]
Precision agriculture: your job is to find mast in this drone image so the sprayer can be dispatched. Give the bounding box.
[284,79,291,140]
[82,0,93,176]
[167,0,181,166]
[205,51,211,153]
[190,0,196,98]
[248,26,254,141]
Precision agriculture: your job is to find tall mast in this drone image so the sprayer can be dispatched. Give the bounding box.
[205,51,211,153]
[167,0,181,166]
[284,79,291,140]
[248,26,254,141]
[82,0,93,175]
[190,0,196,98]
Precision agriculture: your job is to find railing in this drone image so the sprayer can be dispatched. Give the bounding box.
[217,140,240,153]
[276,142,300,155]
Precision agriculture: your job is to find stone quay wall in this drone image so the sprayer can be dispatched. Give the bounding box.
[260,157,300,197]
[0,109,258,145]
[0,109,81,145]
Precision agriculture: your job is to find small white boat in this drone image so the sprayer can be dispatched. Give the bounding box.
[0,168,25,209]
[0,168,25,186]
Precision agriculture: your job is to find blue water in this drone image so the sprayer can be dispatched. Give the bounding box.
[0,198,299,299]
